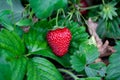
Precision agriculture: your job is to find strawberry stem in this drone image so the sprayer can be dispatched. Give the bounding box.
[102,0,105,5]
[68,12,73,21]
[24,53,31,57]
[79,4,100,10]
[78,11,87,25]
[58,68,79,80]
[55,8,65,28]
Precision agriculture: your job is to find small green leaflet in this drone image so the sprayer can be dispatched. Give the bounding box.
[85,62,106,77]
[106,41,120,80]
[29,0,67,19]
[16,18,33,27]
[27,57,63,80]
[70,53,86,72]
[78,44,99,64]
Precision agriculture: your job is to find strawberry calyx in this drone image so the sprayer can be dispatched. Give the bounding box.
[53,26,65,30]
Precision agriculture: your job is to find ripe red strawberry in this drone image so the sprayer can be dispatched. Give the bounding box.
[47,27,72,57]
[80,0,88,15]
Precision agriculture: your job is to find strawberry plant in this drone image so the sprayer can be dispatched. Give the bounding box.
[0,0,120,80]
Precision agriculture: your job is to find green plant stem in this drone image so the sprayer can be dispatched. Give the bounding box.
[75,4,100,25]
[25,53,31,57]
[67,12,73,21]
[29,10,34,19]
[58,68,79,80]
[79,12,87,25]
[80,4,100,10]
[56,9,60,27]
[55,9,65,28]
[23,4,30,17]
[102,0,105,5]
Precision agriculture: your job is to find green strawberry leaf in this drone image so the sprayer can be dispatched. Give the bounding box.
[0,10,13,30]
[70,26,89,50]
[0,10,12,17]
[106,63,120,80]
[16,18,33,27]
[27,57,63,80]
[84,45,99,64]
[64,20,89,44]
[54,0,67,10]
[97,17,120,39]
[0,51,27,80]
[0,0,24,22]
[70,43,99,72]
[24,20,50,53]
[11,57,27,80]
[76,44,99,64]
[69,22,88,51]
[78,77,101,80]
[85,62,106,77]
[24,29,47,53]
[79,43,99,64]
[29,0,67,19]
[60,20,89,54]
[0,63,11,80]
[70,53,86,72]
[29,0,54,19]
[0,29,25,56]
[0,52,11,80]
[106,41,120,80]
[32,49,71,67]
[0,0,25,30]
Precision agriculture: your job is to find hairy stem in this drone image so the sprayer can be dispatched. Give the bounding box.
[55,8,65,28]
[80,4,100,10]
[58,68,79,80]
[24,53,31,57]
[102,0,105,5]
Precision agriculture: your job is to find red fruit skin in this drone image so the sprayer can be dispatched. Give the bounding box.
[47,27,72,57]
[80,0,88,15]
